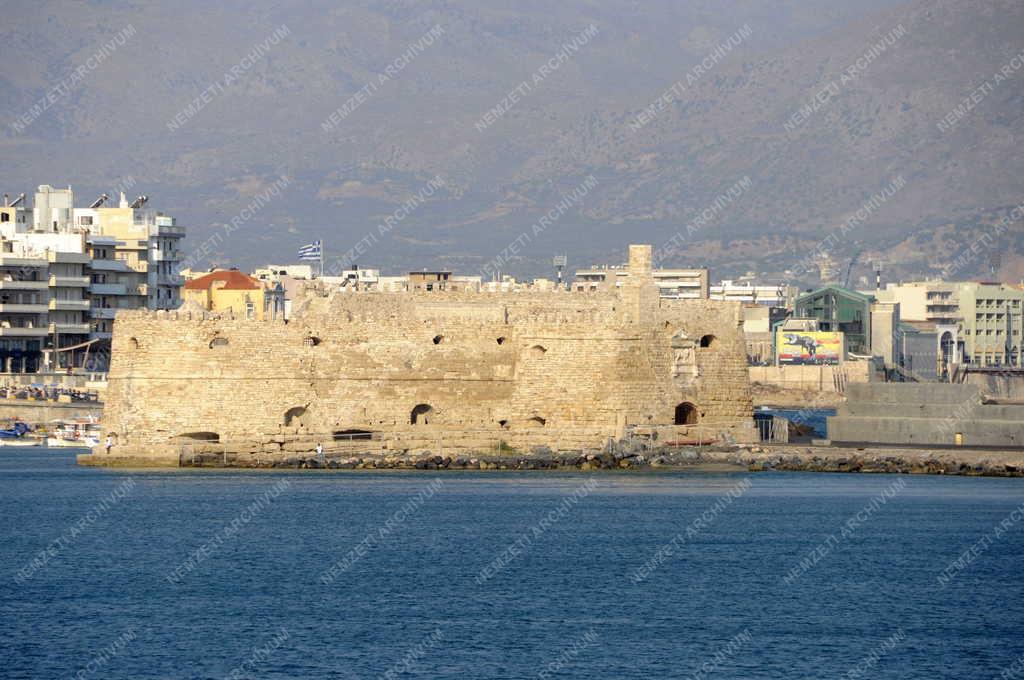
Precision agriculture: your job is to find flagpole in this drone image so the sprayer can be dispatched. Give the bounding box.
[320,238,325,279]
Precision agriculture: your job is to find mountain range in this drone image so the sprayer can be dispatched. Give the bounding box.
[1,0,1021,284]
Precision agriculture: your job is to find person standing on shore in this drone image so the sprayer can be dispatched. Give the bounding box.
[316,442,324,463]
[105,435,114,454]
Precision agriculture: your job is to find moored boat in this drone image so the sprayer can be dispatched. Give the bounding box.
[46,419,102,448]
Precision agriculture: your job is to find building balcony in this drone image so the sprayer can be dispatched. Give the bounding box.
[157,274,184,286]
[47,252,91,265]
[89,283,128,296]
[151,249,182,262]
[49,322,91,334]
[0,326,48,337]
[89,331,113,340]
[89,259,131,272]
[0,279,48,291]
[50,299,91,311]
[152,224,185,237]
[48,275,91,287]
[90,307,118,319]
[0,257,47,269]
[0,303,48,314]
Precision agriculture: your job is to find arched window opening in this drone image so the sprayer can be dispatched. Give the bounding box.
[432,334,444,345]
[674,402,699,425]
[209,337,229,349]
[304,336,321,347]
[129,337,139,350]
[284,406,307,426]
[527,416,546,427]
[498,419,509,429]
[496,337,506,345]
[411,404,434,425]
[528,345,547,357]
[699,335,718,349]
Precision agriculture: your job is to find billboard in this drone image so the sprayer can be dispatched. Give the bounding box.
[776,330,843,365]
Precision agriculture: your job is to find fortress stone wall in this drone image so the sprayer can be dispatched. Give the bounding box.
[87,246,756,466]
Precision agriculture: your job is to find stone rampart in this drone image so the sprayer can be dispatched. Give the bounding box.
[90,246,756,466]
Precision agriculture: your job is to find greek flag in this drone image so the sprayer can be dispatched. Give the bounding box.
[297,240,321,261]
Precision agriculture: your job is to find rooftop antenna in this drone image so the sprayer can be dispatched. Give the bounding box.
[552,255,567,285]
[89,193,109,209]
[873,259,884,291]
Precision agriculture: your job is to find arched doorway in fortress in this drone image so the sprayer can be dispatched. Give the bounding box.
[674,402,699,425]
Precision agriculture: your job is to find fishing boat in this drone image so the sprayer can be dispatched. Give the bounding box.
[46,419,102,448]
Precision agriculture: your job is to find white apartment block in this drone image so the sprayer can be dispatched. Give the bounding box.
[0,185,185,373]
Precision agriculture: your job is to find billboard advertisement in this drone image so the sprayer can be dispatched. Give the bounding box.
[776,330,843,365]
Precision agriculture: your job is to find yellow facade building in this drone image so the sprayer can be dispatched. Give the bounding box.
[182,270,284,321]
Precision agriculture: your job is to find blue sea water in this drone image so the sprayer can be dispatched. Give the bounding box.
[756,407,836,439]
[2,448,1023,679]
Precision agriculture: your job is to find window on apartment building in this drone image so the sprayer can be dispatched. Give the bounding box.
[80,216,93,226]
[0,214,8,223]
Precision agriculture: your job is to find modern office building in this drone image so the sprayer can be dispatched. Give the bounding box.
[877,281,1024,367]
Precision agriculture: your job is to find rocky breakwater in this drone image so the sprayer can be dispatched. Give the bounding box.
[716,444,1024,477]
[94,439,1024,477]
[184,447,666,471]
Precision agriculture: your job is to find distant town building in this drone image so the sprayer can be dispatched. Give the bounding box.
[877,281,1024,367]
[794,286,873,356]
[0,184,186,372]
[408,270,452,291]
[573,265,708,299]
[182,270,284,321]
[740,304,789,364]
[711,279,796,307]
[253,264,315,282]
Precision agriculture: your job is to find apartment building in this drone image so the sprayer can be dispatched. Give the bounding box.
[711,279,797,307]
[74,192,184,311]
[573,266,709,298]
[0,231,91,371]
[0,185,186,372]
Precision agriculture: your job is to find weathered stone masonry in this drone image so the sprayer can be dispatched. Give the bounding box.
[86,246,756,466]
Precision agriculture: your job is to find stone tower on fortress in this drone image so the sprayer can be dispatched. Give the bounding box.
[87,245,755,466]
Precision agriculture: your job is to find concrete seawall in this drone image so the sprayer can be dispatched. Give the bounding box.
[828,383,1024,448]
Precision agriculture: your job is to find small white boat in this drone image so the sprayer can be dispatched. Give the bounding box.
[46,419,102,448]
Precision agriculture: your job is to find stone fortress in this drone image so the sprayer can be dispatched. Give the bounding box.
[83,245,757,467]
